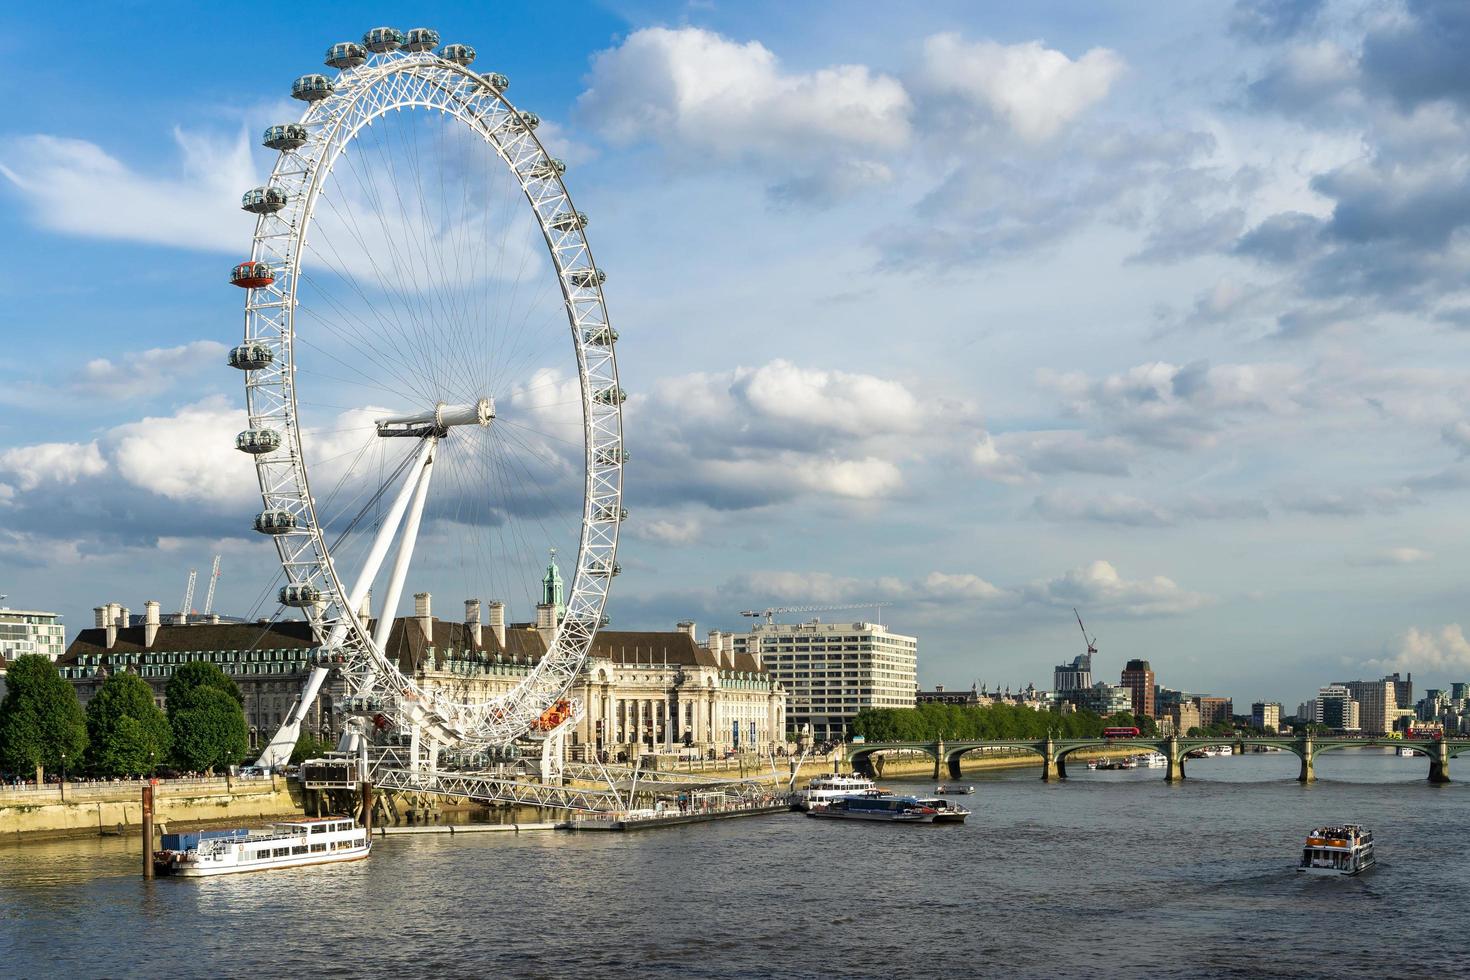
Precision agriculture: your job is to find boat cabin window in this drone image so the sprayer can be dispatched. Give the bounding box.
[292,845,307,855]
[311,824,326,834]
[311,843,326,853]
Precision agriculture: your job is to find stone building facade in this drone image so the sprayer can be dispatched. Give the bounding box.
[60,585,786,758]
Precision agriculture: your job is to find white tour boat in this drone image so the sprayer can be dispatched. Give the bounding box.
[154,817,371,877]
[796,773,879,811]
[1134,751,1167,768]
[1298,824,1375,877]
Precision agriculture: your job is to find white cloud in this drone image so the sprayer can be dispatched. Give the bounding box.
[919,571,1009,601]
[971,431,1030,484]
[577,26,910,194]
[73,341,228,400]
[0,129,254,252]
[1034,490,1173,527]
[1041,359,1305,450]
[1348,546,1433,566]
[1026,559,1210,616]
[634,359,955,509]
[108,396,255,505]
[629,516,704,546]
[0,441,107,491]
[916,34,1125,142]
[1370,625,1470,673]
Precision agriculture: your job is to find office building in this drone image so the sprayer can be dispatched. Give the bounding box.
[1337,678,1396,735]
[1120,659,1155,718]
[732,618,917,742]
[1250,701,1281,733]
[1317,685,1360,732]
[0,604,66,662]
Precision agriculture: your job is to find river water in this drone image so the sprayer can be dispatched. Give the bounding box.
[1,749,1463,978]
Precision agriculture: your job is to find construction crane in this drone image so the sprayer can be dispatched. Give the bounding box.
[740,601,892,626]
[179,568,198,623]
[201,554,222,616]
[1073,607,1098,658]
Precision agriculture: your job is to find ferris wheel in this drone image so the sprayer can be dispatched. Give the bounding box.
[229,27,624,769]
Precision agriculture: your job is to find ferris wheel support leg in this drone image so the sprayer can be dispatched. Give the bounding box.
[326,436,438,651]
[369,437,438,667]
[253,664,333,770]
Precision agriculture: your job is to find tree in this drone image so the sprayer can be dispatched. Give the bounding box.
[172,687,249,773]
[291,731,332,765]
[0,654,87,777]
[85,673,171,777]
[164,661,242,720]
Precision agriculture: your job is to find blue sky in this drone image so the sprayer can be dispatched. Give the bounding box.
[3,0,1470,709]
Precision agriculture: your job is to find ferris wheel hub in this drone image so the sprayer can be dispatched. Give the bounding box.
[375,397,495,437]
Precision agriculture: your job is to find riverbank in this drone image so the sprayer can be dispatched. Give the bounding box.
[0,777,302,843]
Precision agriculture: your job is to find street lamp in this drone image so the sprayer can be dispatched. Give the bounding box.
[59,751,66,802]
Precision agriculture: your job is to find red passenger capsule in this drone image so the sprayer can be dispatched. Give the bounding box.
[231,261,274,288]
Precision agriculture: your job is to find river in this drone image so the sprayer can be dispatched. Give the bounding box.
[1,749,1463,978]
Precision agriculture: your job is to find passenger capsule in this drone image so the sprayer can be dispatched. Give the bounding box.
[279,584,323,607]
[594,505,629,522]
[404,27,439,51]
[589,560,622,578]
[325,41,367,69]
[506,110,540,131]
[227,343,274,370]
[253,510,298,535]
[263,123,308,151]
[595,447,629,466]
[292,74,334,102]
[548,210,588,232]
[440,43,476,66]
[593,385,627,405]
[230,261,275,288]
[525,158,567,180]
[567,268,606,288]
[241,186,289,214]
[482,71,509,92]
[363,26,405,53]
[235,428,281,455]
[583,326,618,347]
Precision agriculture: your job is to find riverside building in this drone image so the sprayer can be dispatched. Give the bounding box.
[1336,678,1396,735]
[731,618,917,742]
[0,604,66,662]
[1251,701,1282,733]
[59,571,786,758]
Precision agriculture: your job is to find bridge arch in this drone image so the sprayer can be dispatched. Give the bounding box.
[848,742,939,777]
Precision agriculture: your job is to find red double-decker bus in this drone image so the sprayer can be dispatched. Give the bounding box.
[1102,726,1141,738]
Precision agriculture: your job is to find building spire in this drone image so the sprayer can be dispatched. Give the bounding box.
[541,548,566,619]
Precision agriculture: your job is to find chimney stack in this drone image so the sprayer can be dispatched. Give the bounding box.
[489,601,506,648]
[677,620,696,639]
[98,604,117,649]
[144,600,161,648]
[94,606,107,628]
[707,629,722,667]
[465,599,483,647]
[721,632,735,670]
[414,592,432,642]
[119,606,130,629]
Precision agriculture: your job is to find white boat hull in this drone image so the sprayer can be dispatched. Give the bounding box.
[168,842,371,877]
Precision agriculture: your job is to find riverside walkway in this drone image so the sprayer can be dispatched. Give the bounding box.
[844,735,1470,783]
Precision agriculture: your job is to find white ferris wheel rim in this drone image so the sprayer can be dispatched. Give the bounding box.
[236,32,623,751]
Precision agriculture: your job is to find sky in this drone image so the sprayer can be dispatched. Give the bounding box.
[2,0,1469,710]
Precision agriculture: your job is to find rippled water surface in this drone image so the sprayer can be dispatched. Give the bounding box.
[2,750,1465,978]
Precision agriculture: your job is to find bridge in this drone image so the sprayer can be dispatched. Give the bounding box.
[844,735,1470,783]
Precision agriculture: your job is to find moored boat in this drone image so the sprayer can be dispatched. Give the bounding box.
[914,797,971,823]
[934,784,974,795]
[806,794,938,823]
[1134,751,1167,768]
[1298,824,1375,876]
[154,817,370,877]
[796,773,879,811]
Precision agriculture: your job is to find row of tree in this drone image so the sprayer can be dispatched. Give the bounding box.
[848,702,1249,742]
[0,655,250,779]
